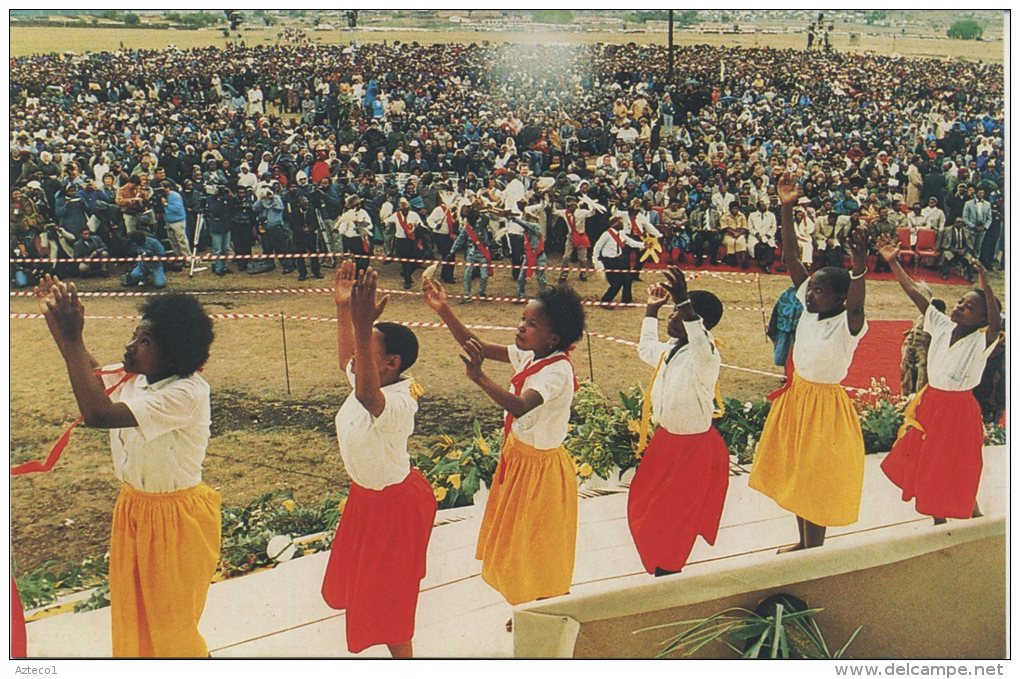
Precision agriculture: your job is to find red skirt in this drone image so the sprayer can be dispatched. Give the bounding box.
[11,577,26,658]
[321,469,436,653]
[627,427,730,574]
[881,387,984,519]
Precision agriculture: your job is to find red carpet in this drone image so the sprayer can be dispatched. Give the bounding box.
[844,320,913,396]
[649,254,970,286]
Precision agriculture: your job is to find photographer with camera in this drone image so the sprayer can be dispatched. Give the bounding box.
[252,187,294,274]
[203,181,233,277]
[158,180,191,267]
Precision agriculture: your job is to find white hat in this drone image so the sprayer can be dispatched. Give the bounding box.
[296,171,307,181]
[357,146,367,153]
[409,140,419,147]
[797,197,812,206]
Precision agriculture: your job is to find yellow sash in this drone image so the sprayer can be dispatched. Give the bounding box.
[895,385,927,441]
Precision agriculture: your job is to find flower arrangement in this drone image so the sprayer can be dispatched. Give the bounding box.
[715,397,772,464]
[850,379,910,454]
[417,419,502,510]
[566,381,646,482]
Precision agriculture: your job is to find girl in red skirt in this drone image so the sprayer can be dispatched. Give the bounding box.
[877,242,1001,522]
[628,266,727,576]
[321,262,436,658]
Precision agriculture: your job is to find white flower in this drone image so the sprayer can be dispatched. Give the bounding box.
[743,401,753,413]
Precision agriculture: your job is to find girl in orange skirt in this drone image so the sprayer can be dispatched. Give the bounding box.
[35,275,219,657]
[423,278,586,606]
[876,242,1001,522]
[321,262,436,657]
[628,266,728,575]
[748,173,872,551]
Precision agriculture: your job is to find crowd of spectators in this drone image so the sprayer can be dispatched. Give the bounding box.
[9,40,1005,289]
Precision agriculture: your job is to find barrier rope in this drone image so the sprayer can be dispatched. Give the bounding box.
[9,285,767,312]
[11,311,784,380]
[9,250,751,279]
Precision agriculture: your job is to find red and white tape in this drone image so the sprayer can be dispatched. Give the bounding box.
[10,286,765,312]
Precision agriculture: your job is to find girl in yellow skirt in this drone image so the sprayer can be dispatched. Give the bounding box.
[35,275,219,657]
[423,278,586,605]
[747,173,872,551]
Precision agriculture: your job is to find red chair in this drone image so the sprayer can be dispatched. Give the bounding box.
[896,227,916,266]
[914,229,938,271]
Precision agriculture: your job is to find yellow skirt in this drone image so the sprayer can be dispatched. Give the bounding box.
[110,483,221,658]
[748,372,865,527]
[476,434,578,605]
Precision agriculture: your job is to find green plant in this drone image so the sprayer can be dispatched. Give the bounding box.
[716,397,771,464]
[851,379,910,454]
[638,594,861,659]
[13,555,109,610]
[418,419,502,509]
[567,382,644,481]
[947,19,983,40]
[984,423,1006,446]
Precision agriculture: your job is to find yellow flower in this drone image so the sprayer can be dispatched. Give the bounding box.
[338,498,348,514]
[578,463,593,478]
[476,438,490,455]
[448,473,462,490]
[447,449,462,460]
[627,419,642,435]
[439,434,455,447]
[434,487,448,502]
[281,499,296,513]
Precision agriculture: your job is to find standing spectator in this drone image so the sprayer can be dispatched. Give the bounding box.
[962,188,992,261]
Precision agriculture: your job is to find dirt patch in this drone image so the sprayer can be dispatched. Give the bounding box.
[11,388,500,572]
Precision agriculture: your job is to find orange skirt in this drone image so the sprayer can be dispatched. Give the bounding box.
[476,434,578,605]
[110,483,221,658]
[627,427,730,574]
[321,469,436,653]
[881,387,984,519]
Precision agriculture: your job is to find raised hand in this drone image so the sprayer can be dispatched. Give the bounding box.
[459,337,485,383]
[776,171,801,207]
[661,265,689,302]
[876,236,900,263]
[848,228,870,267]
[333,259,355,306]
[350,267,389,332]
[422,276,448,311]
[37,276,85,347]
[970,257,989,285]
[646,283,671,312]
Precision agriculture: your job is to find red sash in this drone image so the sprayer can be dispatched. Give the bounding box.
[566,211,590,249]
[608,228,624,251]
[442,205,456,238]
[498,354,579,482]
[767,353,795,402]
[523,235,545,281]
[11,368,136,476]
[464,222,493,275]
[397,211,423,251]
[629,214,643,238]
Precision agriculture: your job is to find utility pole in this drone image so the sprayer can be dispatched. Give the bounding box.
[668,9,675,83]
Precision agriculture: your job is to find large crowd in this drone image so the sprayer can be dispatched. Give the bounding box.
[9,40,1005,290]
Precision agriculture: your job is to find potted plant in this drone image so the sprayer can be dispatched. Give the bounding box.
[637,593,861,659]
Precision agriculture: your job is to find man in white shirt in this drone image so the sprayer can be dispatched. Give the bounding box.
[334,195,374,273]
[747,200,778,272]
[593,215,644,306]
[385,198,425,289]
[425,186,459,284]
[553,196,604,282]
[921,196,946,232]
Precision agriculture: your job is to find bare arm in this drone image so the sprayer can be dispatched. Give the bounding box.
[333,260,356,373]
[460,339,543,417]
[973,260,1001,346]
[36,277,137,428]
[878,239,930,313]
[776,173,809,287]
[845,228,868,336]
[423,278,509,362]
[349,268,389,417]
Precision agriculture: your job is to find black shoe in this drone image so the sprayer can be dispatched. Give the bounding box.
[579,273,588,281]
[313,273,324,279]
[403,280,412,290]
[298,274,307,281]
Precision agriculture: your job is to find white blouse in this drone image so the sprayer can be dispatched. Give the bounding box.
[334,362,416,490]
[505,345,575,450]
[923,304,997,391]
[791,280,868,384]
[638,317,721,435]
[103,364,210,493]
